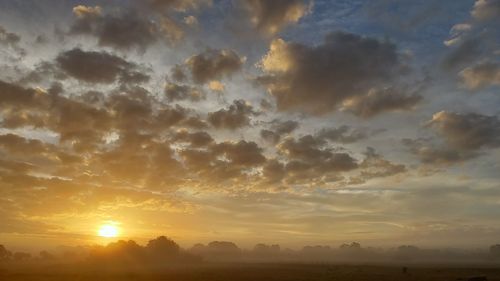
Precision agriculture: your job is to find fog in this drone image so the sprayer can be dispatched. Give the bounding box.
[2,237,500,266]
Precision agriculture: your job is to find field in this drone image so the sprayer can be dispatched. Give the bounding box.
[1,263,500,281]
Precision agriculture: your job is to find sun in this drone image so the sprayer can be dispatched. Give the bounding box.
[98,224,119,238]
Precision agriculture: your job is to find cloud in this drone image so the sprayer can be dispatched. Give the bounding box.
[428,111,500,151]
[0,25,25,56]
[471,0,500,21]
[178,139,266,186]
[0,134,51,155]
[261,159,286,184]
[208,100,257,130]
[260,120,299,143]
[341,87,422,118]
[70,6,158,50]
[460,62,500,90]
[164,82,204,101]
[349,147,406,184]
[257,31,413,116]
[442,0,499,78]
[208,80,225,92]
[404,111,500,166]
[170,64,187,82]
[442,38,483,71]
[0,79,45,108]
[70,4,191,50]
[213,140,266,166]
[56,48,149,84]
[402,138,476,165]
[0,79,205,194]
[243,0,312,35]
[185,49,245,84]
[316,125,370,144]
[278,135,358,184]
[173,130,214,147]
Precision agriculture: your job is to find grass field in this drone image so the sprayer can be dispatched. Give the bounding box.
[1,263,500,281]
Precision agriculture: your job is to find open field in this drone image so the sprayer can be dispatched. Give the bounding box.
[1,263,500,281]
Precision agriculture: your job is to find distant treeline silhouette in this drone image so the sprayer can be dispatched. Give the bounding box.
[2,239,500,264]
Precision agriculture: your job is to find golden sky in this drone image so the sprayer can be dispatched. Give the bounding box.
[0,0,499,251]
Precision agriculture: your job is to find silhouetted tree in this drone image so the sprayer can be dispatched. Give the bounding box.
[490,244,500,259]
[190,243,206,253]
[0,245,12,261]
[397,245,419,252]
[88,237,201,265]
[204,241,241,257]
[208,241,239,251]
[252,243,281,257]
[146,236,180,260]
[254,243,280,251]
[89,240,146,264]
[340,242,361,249]
[39,250,55,260]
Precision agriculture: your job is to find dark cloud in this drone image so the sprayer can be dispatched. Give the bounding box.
[0,134,50,155]
[404,111,500,166]
[56,48,149,84]
[0,79,211,194]
[317,126,369,144]
[0,79,44,108]
[441,0,499,94]
[471,0,500,21]
[442,38,483,71]
[18,62,67,85]
[428,111,500,151]
[173,130,214,147]
[278,135,359,181]
[178,139,267,187]
[185,49,244,84]
[460,62,500,90]
[258,31,413,116]
[0,26,20,47]
[261,159,286,184]
[165,82,204,101]
[0,25,25,56]
[208,100,257,130]
[260,120,299,143]
[213,140,266,167]
[349,147,406,184]
[341,87,422,118]
[170,64,187,82]
[260,130,281,144]
[242,0,312,35]
[402,138,475,165]
[70,5,184,50]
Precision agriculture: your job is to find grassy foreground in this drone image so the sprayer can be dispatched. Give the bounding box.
[1,262,500,281]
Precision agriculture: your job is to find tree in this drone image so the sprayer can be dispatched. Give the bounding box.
[39,250,55,260]
[340,242,361,249]
[490,244,500,259]
[146,236,180,259]
[0,245,12,261]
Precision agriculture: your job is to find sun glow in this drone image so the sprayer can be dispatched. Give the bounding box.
[98,224,119,238]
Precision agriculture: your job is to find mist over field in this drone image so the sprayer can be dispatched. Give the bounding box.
[2,237,500,281]
[3,237,500,265]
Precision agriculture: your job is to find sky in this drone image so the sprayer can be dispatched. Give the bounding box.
[0,0,499,251]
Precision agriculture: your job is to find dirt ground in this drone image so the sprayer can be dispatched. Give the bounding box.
[1,262,500,281]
